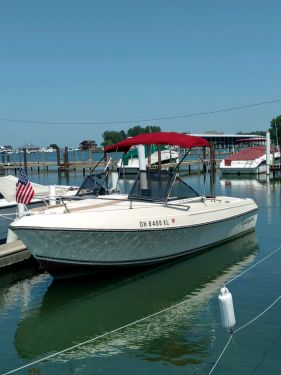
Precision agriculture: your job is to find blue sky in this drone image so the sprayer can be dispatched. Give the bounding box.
[1,0,281,147]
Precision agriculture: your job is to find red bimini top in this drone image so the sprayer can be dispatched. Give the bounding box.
[104,132,209,153]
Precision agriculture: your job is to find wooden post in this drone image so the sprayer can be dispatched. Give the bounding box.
[209,143,216,197]
[147,145,151,168]
[18,149,21,167]
[56,148,61,167]
[157,145,161,171]
[64,147,69,168]
[23,148,28,173]
[203,147,207,173]
[210,143,216,174]
[64,147,69,177]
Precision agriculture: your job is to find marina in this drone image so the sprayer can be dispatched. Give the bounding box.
[2,2,281,373]
[1,156,281,374]
[0,149,217,176]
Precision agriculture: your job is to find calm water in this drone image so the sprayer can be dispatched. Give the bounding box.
[1,172,281,375]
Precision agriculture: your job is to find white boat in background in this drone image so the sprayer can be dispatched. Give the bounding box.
[117,146,179,174]
[0,175,78,242]
[10,132,258,278]
[219,146,280,175]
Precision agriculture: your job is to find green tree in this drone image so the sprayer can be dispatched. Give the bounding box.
[102,126,162,146]
[269,115,281,145]
[127,126,144,137]
[144,125,161,133]
[49,143,59,149]
[127,125,161,137]
[101,130,127,147]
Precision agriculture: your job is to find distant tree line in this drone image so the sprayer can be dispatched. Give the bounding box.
[101,125,161,147]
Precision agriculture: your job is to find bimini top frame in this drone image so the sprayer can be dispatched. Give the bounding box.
[77,132,210,198]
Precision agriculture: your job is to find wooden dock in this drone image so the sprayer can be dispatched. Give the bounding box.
[0,145,225,175]
[270,164,281,177]
[0,159,221,175]
[0,160,105,172]
[0,240,31,268]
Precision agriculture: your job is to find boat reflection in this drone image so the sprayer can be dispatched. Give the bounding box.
[14,232,258,365]
[0,266,47,314]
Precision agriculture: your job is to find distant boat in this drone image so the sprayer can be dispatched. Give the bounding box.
[39,147,55,153]
[0,175,78,242]
[117,145,179,174]
[219,146,281,175]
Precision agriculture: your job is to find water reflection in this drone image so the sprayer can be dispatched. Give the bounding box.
[219,175,281,228]
[0,266,47,315]
[14,232,258,366]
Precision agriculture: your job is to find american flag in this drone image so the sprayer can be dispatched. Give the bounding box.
[16,168,35,205]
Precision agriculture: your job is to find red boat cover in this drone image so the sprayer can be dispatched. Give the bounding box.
[225,146,276,161]
[104,132,209,153]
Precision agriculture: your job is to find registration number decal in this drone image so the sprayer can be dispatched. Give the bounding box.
[139,219,170,228]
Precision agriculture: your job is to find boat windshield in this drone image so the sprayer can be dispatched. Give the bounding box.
[76,173,108,197]
[128,170,199,202]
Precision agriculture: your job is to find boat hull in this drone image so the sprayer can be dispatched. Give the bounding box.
[219,165,266,175]
[12,210,257,277]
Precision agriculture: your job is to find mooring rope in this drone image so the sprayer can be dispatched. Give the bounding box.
[208,294,281,374]
[0,213,17,221]
[3,244,281,375]
[226,245,281,286]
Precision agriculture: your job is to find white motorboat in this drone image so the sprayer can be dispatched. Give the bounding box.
[219,146,281,175]
[0,175,78,242]
[117,146,179,175]
[10,132,258,278]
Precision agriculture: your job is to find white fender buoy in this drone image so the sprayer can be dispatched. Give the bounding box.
[218,286,236,332]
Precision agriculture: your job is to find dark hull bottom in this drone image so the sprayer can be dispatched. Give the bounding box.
[38,258,161,279]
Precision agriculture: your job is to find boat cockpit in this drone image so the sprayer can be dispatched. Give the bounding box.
[128,170,199,203]
[74,169,199,204]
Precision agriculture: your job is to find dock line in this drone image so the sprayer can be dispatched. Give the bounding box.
[208,294,281,375]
